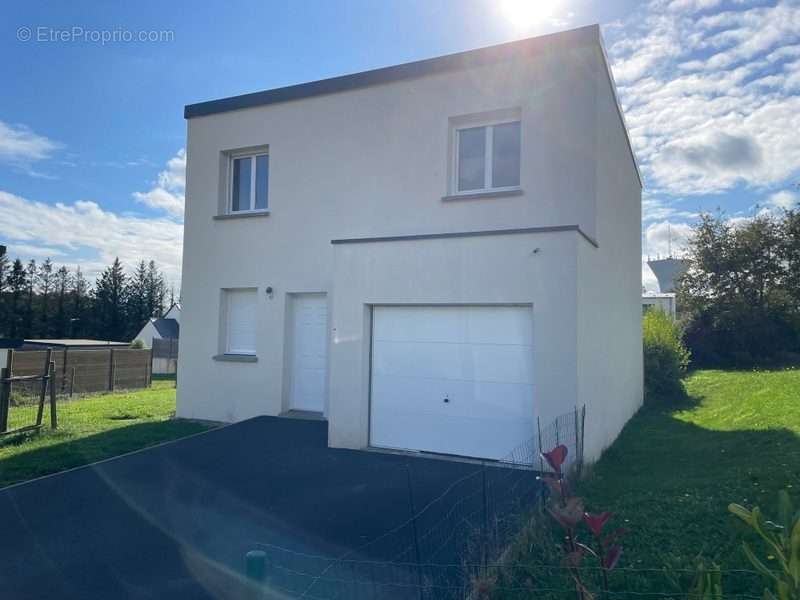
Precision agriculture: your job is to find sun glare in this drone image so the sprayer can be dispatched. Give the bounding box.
[500,0,560,28]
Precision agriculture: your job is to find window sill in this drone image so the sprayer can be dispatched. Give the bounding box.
[213,353,258,363]
[441,188,523,202]
[213,211,270,221]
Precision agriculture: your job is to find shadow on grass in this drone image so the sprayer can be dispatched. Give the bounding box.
[0,419,213,488]
[496,397,800,598]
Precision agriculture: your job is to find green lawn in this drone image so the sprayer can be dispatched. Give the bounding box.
[497,368,800,597]
[0,380,216,488]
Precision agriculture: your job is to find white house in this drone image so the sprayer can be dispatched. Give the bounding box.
[132,303,181,348]
[177,25,643,464]
[641,257,688,319]
[642,293,677,319]
[133,304,181,374]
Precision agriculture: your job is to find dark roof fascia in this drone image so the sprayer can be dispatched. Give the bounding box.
[184,25,600,119]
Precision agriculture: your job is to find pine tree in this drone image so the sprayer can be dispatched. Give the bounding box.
[0,246,8,335]
[145,260,166,317]
[53,266,72,338]
[24,259,36,337]
[94,258,128,341]
[128,260,150,335]
[7,259,27,338]
[37,258,55,337]
[71,267,89,338]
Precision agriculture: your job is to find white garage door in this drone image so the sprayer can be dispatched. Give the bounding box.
[370,305,535,462]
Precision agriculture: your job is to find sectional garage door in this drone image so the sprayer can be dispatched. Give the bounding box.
[369,305,535,462]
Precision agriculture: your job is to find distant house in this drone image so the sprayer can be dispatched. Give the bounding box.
[0,339,22,371]
[642,292,677,319]
[133,303,181,349]
[642,257,688,319]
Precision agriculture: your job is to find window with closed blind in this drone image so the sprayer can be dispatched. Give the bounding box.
[223,288,257,355]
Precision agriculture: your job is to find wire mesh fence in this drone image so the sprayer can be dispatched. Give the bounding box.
[2,373,53,433]
[246,407,587,599]
[489,563,765,599]
[242,405,768,598]
[244,553,766,600]
[0,350,57,436]
[0,347,153,437]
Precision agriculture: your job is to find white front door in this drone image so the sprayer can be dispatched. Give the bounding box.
[289,294,328,413]
[370,305,535,462]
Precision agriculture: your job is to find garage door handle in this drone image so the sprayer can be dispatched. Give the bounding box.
[443,397,449,403]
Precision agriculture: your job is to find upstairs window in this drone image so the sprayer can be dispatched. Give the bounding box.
[230,153,269,213]
[455,120,520,193]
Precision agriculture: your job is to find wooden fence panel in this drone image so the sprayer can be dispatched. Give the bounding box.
[151,338,179,360]
[11,348,151,395]
[112,349,151,389]
[151,338,178,374]
[64,350,112,394]
[12,351,67,392]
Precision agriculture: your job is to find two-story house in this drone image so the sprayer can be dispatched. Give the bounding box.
[177,25,643,464]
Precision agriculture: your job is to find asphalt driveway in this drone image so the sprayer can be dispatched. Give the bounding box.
[0,416,538,599]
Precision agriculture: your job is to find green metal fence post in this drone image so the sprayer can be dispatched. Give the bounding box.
[49,360,57,430]
[245,549,267,584]
[0,368,9,433]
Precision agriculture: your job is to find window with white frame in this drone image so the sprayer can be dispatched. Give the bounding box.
[223,288,257,355]
[229,152,269,213]
[454,120,520,193]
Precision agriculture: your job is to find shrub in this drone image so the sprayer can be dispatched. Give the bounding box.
[130,339,145,349]
[643,309,690,403]
[677,211,800,368]
[729,491,800,600]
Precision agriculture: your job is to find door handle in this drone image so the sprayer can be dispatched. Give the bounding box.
[443,397,450,403]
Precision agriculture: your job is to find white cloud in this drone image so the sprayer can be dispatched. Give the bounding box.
[664,0,723,13]
[606,1,800,197]
[0,121,61,166]
[0,190,183,286]
[644,220,692,260]
[4,243,67,259]
[767,189,799,210]
[642,193,698,222]
[132,149,186,217]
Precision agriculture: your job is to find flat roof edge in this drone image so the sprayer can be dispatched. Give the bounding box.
[331,225,599,248]
[184,25,600,119]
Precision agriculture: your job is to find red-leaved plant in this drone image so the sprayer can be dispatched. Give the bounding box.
[540,444,626,600]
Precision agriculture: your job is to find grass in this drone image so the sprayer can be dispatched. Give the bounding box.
[496,368,800,597]
[0,380,216,488]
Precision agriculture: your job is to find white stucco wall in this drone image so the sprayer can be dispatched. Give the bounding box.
[177,30,642,461]
[177,40,602,424]
[328,231,581,449]
[164,304,181,324]
[575,50,643,463]
[133,321,159,349]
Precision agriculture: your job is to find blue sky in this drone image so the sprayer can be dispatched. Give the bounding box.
[1,0,798,291]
